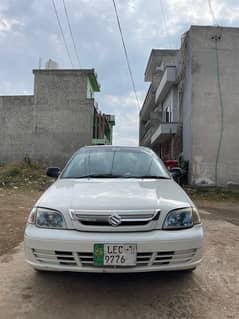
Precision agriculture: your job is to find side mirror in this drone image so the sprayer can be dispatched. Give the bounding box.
[46,167,61,178]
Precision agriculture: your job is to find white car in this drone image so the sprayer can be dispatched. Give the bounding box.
[24,146,203,273]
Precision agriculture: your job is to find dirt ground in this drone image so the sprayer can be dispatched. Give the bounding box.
[0,187,239,318]
[0,188,41,256]
[0,186,238,257]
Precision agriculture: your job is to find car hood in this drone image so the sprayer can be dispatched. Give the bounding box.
[36,178,194,212]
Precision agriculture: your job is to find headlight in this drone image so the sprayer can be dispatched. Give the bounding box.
[27,207,37,224]
[28,207,66,229]
[163,207,201,230]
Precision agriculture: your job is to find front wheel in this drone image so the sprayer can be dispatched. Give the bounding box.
[33,268,49,273]
[181,267,196,273]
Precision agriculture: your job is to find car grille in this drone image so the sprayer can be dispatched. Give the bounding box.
[32,249,77,266]
[69,210,160,232]
[152,249,197,266]
[32,248,197,268]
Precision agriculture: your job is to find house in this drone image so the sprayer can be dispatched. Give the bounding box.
[0,68,115,165]
[139,25,239,186]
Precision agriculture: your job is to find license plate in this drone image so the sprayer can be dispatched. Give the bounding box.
[94,243,137,266]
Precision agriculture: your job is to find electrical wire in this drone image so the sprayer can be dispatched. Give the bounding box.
[112,0,140,110]
[159,0,173,48]
[51,0,74,67]
[214,37,224,185]
[62,0,81,67]
[208,0,218,25]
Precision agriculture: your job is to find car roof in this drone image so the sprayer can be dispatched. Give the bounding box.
[80,145,153,153]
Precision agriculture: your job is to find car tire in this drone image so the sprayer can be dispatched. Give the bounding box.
[33,268,48,273]
[182,267,196,273]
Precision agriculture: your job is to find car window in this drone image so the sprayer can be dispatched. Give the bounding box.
[88,151,114,175]
[112,151,151,176]
[62,151,88,178]
[61,148,169,178]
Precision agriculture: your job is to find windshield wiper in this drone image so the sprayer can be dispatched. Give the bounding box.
[62,174,170,179]
[134,175,170,179]
[72,174,122,179]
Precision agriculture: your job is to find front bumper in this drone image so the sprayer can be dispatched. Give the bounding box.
[24,224,203,273]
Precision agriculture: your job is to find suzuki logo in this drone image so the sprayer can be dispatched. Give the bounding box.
[108,214,122,227]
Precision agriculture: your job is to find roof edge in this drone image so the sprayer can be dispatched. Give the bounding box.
[144,49,179,82]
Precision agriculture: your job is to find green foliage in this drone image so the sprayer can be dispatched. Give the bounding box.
[23,154,33,167]
[0,159,53,190]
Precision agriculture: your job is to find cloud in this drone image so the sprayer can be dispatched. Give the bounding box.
[0,80,32,95]
[101,90,145,145]
[1,0,239,146]
[104,90,145,110]
[0,17,22,31]
[0,1,24,35]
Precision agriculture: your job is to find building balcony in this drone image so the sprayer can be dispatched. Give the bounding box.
[151,122,179,145]
[140,126,153,146]
[155,66,176,105]
[104,114,115,126]
[140,84,155,120]
[92,135,110,145]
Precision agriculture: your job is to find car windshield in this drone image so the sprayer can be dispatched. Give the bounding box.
[61,148,170,179]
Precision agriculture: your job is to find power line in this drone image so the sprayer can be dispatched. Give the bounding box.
[62,0,81,67]
[208,0,218,25]
[112,0,140,110]
[51,0,74,67]
[159,0,173,48]
[213,36,224,185]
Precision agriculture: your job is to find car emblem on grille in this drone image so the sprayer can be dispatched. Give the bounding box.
[108,214,122,227]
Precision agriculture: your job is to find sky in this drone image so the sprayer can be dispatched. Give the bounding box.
[1,0,239,145]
